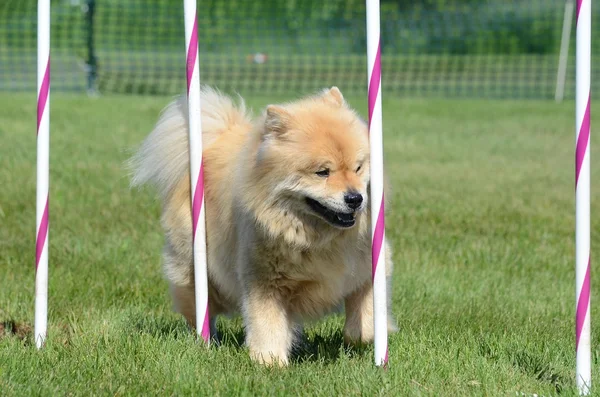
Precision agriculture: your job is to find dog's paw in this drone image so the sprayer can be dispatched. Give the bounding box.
[343,323,374,346]
[249,349,289,367]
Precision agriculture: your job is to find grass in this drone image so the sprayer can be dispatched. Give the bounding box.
[0,92,599,395]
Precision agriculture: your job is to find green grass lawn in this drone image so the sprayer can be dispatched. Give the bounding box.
[0,92,598,395]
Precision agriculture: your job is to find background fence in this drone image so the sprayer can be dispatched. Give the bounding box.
[1,0,598,99]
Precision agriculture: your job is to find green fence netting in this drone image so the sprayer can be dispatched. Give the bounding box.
[1,0,598,98]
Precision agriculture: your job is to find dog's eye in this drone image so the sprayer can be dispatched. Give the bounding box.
[355,164,362,173]
[316,169,330,177]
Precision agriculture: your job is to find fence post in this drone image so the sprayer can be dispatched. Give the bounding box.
[555,0,575,102]
[84,0,98,95]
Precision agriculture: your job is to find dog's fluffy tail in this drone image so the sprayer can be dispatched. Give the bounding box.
[129,86,249,200]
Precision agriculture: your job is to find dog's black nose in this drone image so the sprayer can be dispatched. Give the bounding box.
[344,192,363,210]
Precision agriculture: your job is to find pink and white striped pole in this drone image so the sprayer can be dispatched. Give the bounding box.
[575,0,591,394]
[183,0,210,343]
[35,0,51,349]
[366,0,388,367]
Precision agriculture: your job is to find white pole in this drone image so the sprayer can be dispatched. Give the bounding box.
[366,0,388,367]
[575,0,591,394]
[183,0,210,343]
[555,0,575,102]
[35,0,51,350]
[34,0,50,348]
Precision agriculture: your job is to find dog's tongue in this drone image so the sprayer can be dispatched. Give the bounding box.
[336,212,354,222]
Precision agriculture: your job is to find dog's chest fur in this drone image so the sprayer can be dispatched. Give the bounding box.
[245,230,369,319]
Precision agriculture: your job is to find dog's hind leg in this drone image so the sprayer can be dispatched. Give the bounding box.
[169,281,225,344]
[344,239,397,345]
[169,282,196,328]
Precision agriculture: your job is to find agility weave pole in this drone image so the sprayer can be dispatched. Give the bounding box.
[575,0,592,393]
[35,0,50,350]
[183,0,210,343]
[366,0,388,367]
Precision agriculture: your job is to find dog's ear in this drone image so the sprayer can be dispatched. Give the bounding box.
[265,105,291,137]
[321,86,345,107]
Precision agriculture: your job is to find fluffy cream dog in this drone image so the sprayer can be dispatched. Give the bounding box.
[130,86,396,365]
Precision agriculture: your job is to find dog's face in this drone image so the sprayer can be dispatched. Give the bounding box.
[258,87,370,229]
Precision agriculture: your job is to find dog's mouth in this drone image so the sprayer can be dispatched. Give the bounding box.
[305,197,356,228]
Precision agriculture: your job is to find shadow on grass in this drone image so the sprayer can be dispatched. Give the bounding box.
[127,312,363,364]
[0,320,32,341]
[478,339,569,394]
[511,350,569,395]
[215,317,365,364]
[290,329,367,365]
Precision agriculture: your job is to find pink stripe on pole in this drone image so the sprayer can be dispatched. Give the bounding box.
[576,258,591,349]
[191,163,204,239]
[201,305,210,341]
[371,197,385,279]
[37,58,50,132]
[367,40,381,130]
[576,95,591,186]
[186,17,198,94]
[35,197,49,270]
[577,0,584,21]
[384,347,389,366]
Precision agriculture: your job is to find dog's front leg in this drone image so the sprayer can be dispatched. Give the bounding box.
[242,283,293,366]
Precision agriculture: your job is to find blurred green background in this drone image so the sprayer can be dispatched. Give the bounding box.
[1,0,598,98]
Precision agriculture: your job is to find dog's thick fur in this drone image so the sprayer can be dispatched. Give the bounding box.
[130,86,396,365]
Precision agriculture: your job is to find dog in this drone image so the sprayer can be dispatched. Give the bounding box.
[130,86,396,365]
